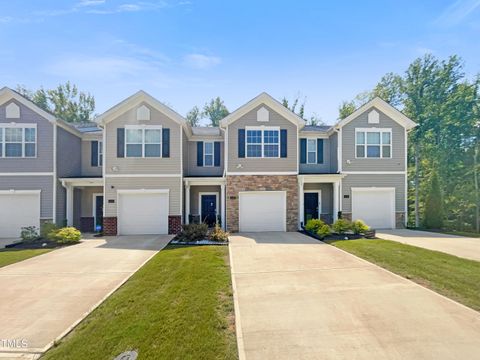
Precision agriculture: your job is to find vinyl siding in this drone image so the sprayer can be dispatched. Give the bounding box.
[329,132,338,173]
[341,174,405,212]
[80,186,103,217]
[81,139,103,177]
[105,102,182,175]
[0,175,54,218]
[342,107,405,172]
[227,104,298,173]
[57,127,81,177]
[189,185,221,215]
[0,100,54,172]
[182,129,188,174]
[299,137,332,174]
[104,177,181,216]
[304,182,333,215]
[186,141,224,177]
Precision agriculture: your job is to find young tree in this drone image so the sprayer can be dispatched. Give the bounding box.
[186,106,201,127]
[423,171,443,229]
[202,97,229,127]
[282,95,324,125]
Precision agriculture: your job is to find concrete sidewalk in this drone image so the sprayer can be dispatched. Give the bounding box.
[377,229,480,261]
[229,232,480,360]
[0,234,172,359]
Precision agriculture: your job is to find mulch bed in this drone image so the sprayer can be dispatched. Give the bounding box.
[301,229,376,242]
[170,239,228,246]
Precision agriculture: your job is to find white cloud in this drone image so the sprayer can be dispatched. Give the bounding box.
[183,54,221,69]
[76,0,106,7]
[435,0,480,26]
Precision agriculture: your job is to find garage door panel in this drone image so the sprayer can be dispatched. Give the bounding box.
[239,192,286,232]
[0,193,40,238]
[352,188,395,229]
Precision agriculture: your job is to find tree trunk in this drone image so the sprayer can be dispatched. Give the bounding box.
[474,143,480,232]
[415,142,420,228]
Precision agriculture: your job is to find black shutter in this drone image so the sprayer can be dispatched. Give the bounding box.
[214,141,221,166]
[317,139,324,164]
[117,128,125,158]
[91,141,98,166]
[280,129,287,158]
[197,141,204,166]
[162,128,170,158]
[238,129,245,158]
[300,138,306,164]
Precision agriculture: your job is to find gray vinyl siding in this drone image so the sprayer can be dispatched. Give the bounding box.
[80,186,103,217]
[189,185,221,215]
[341,174,406,212]
[0,100,54,172]
[227,104,298,173]
[186,141,224,177]
[104,177,182,216]
[105,102,182,175]
[182,129,188,174]
[73,188,81,228]
[0,176,54,218]
[81,139,102,177]
[329,132,338,173]
[304,183,333,216]
[342,107,405,171]
[299,137,332,174]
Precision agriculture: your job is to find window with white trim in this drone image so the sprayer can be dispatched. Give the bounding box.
[307,139,316,164]
[246,126,279,158]
[125,125,162,158]
[204,141,214,166]
[0,124,36,158]
[356,129,391,158]
[98,141,103,166]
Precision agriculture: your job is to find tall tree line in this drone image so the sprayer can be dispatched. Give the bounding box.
[339,55,480,231]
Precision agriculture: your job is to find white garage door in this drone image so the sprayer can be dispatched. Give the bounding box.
[118,191,169,235]
[352,188,395,229]
[0,191,40,238]
[239,191,286,232]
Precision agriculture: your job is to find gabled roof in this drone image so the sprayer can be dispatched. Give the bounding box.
[95,90,190,134]
[334,97,417,130]
[219,92,306,128]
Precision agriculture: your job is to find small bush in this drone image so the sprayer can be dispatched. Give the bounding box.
[305,219,325,233]
[51,227,82,244]
[332,219,352,234]
[41,222,59,239]
[177,223,208,242]
[20,226,40,242]
[209,224,229,242]
[352,220,369,234]
[316,224,332,239]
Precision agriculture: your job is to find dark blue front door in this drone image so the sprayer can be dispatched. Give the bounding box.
[201,195,217,227]
[304,192,319,223]
[95,196,104,231]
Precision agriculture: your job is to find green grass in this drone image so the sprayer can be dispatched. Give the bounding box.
[326,239,480,312]
[0,248,52,268]
[42,245,238,360]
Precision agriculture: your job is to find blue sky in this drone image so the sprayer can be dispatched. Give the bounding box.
[1,0,479,124]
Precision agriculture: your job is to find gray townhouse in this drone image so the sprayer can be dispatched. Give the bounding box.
[0,88,416,238]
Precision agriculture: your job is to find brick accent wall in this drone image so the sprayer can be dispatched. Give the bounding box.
[103,217,117,236]
[168,215,182,234]
[342,213,352,221]
[226,175,298,232]
[80,217,94,232]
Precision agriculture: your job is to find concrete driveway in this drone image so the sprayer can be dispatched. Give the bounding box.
[377,229,480,261]
[0,234,172,359]
[229,232,480,360]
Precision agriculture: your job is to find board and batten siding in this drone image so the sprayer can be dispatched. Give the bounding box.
[341,174,406,212]
[299,137,332,174]
[104,177,182,217]
[342,107,405,172]
[186,141,224,177]
[105,102,182,175]
[227,104,298,173]
[81,138,102,177]
[0,99,54,173]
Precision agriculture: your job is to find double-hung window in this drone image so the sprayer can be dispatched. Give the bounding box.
[356,128,391,158]
[204,142,214,166]
[246,126,279,158]
[125,125,162,158]
[307,139,316,164]
[0,124,36,158]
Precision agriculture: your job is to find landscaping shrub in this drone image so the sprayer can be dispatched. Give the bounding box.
[332,219,352,234]
[316,224,332,239]
[305,218,325,233]
[50,227,82,244]
[40,222,58,239]
[209,224,229,242]
[177,223,208,242]
[352,220,369,234]
[20,226,40,242]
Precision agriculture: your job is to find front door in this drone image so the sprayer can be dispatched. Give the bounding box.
[304,192,319,223]
[94,195,104,232]
[201,194,217,227]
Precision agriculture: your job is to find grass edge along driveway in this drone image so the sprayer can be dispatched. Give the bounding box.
[0,248,52,268]
[326,238,480,312]
[42,245,238,360]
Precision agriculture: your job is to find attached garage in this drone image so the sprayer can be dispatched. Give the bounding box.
[351,187,395,229]
[239,191,286,232]
[117,190,169,235]
[0,191,40,238]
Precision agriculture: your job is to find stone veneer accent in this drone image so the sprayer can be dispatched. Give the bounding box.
[80,217,94,232]
[168,215,182,234]
[103,217,117,236]
[342,213,352,222]
[226,175,298,232]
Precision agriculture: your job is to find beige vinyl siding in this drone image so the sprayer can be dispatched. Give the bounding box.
[182,129,188,174]
[104,177,181,216]
[81,139,102,177]
[186,141,224,177]
[304,183,333,215]
[227,104,298,173]
[105,102,182,175]
[342,107,405,172]
[189,185,221,215]
[341,174,406,212]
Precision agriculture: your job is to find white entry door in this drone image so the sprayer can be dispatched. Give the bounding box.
[0,191,40,238]
[118,191,169,235]
[239,191,286,232]
[351,188,395,229]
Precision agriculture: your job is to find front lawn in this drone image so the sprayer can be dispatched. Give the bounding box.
[326,239,480,312]
[43,245,237,360]
[0,248,52,268]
